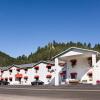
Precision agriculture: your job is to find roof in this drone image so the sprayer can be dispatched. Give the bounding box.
[0,63,35,71]
[52,47,100,59]
[0,67,8,71]
[0,60,55,71]
[33,60,55,67]
[14,63,35,69]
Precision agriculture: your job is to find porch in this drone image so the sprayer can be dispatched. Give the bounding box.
[54,47,98,86]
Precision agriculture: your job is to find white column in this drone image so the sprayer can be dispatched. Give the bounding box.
[92,67,97,85]
[92,54,96,67]
[55,58,59,86]
[92,54,97,85]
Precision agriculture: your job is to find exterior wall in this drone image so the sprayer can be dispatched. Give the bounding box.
[0,63,55,85]
[93,67,100,84]
[92,60,100,85]
[31,63,55,85]
[58,57,94,84]
[1,67,18,85]
[67,57,91,82]
[1,67,31,85]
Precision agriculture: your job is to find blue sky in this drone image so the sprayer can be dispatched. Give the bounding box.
[0,0,100,57]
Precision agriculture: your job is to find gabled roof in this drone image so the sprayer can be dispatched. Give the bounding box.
[52,47,100,59]
[33,60,54,67]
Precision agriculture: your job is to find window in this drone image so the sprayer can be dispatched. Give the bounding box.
[24,76,28,82]
[88,73,92,78]
[17,69,20,72]
[9,70,12,75]
[5,78,8,82]
[34,75,39,81]
[9,77,12,81]
[60,71,66,82]
[34,66,39,73]
[70,59,77,67]
[70,73,77,79]
[1,71,3,74]
[87,57,92,67]
[9,70,12,73]
[46,64,52,72]
[24,69,28,73]
[62,71,66,79]
[1,78,4,81]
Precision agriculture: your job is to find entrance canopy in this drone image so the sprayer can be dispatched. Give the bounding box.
[52,47,100,61]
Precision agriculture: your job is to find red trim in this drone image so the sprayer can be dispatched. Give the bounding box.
[24,76,28,79]
[96,80,100,84]
[47,64,52,66]
[46,74,52,78]
[59,63,66,66]
[0,78,4,80]
[87,72,92,77]
[60,72,64,76]
[34,75,39,79]
[34,66,39,70]
[46,64,53,69]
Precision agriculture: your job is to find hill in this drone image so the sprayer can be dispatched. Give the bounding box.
[0,41,100,66]
[16,41,100,64]
[0,51,16,66]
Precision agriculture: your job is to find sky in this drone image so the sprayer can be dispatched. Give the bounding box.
[0,0,100,57]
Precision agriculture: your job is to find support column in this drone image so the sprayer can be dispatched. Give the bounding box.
[92,67,97,85]
[92,54,97,85]
[55,58,59,86]
[92,54,96,67]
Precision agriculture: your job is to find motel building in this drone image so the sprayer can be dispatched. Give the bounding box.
[0,47,100,86]
[0,61,55,85]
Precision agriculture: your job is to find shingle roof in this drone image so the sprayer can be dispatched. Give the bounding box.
[0,60,55,71]
[14,63,35,69]
[0,63,35,71]
[0,67,8,71]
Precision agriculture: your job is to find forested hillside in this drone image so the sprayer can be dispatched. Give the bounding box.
[0,51,16,66]
[0,41,100,66]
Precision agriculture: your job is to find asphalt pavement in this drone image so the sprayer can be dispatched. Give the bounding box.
[0,84,100,100]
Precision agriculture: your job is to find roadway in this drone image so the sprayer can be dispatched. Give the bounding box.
[0,84,100,100]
